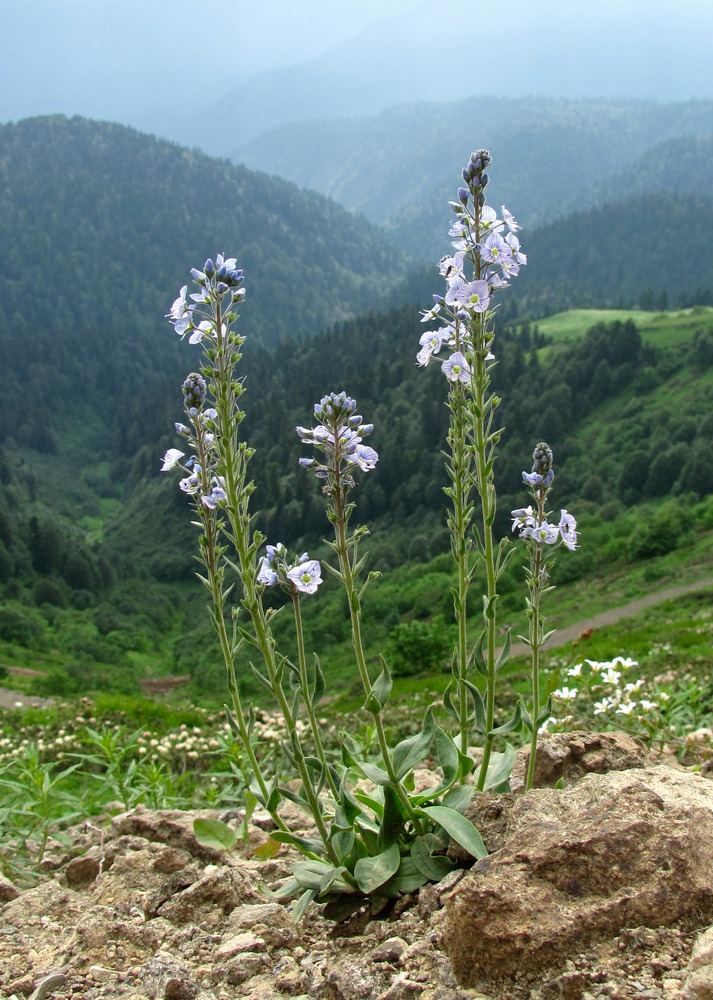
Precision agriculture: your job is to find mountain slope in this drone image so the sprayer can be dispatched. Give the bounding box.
[0,115,410,435]
[233,97,713,261]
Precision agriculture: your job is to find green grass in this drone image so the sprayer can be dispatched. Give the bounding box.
[537,305,713,348]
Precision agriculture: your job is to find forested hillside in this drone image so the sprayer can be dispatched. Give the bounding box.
[0,115,410,449]
[233,97,713,261]
[111,304,713,583]
[2,114,713,699]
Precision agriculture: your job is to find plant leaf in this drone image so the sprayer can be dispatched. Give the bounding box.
[383,854,429,894]
[411,835,455,881]
[193,817,237,852]
[353,843,401,895]
[392,707,435,780]
[494,628,511,674]
[419,805,487,859]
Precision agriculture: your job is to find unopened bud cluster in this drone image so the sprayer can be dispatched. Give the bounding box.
[297,391,378,485]
[511,442,578,550]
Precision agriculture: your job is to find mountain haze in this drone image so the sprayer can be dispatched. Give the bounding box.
[234,97,713,261]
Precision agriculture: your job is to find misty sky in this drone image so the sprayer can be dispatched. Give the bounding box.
[3,0,713,136]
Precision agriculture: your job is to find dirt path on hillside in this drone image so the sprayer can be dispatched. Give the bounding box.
[507,576,713,660]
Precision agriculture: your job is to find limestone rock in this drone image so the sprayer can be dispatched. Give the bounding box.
[685,926,713,999]
[0,874,20,902]
[445,766,713,988]
[112,806,235,862]
[512,729,651,790]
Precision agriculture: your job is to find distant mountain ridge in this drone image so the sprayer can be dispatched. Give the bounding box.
[0,115,411,453]
[233,96,713,261]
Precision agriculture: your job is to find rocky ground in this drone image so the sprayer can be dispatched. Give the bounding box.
[2,732,713,1000]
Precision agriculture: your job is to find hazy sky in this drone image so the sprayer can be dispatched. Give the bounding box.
[2,0,425,121]
[3,0,713,134]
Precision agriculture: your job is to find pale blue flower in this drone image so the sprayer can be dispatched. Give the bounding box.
[346,444,379,471]
[558,509,578,550]
[528,522,559,544]
[442,352,471,383]
[417,326,452,366]
[179,474,201,495]
[257,557,278,587]
[479,234,513,267]
[505,233,527,265]
[453,280,491,314]
[511,506,535,533]
[501,206,521,232]
[287,560,322,595]
[479,206,504,237]
[201,485,227,509]
[167,285,193,337]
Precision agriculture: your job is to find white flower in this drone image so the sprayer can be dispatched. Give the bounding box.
[593,698,614,715]
[553,686,578,701]
[600,667,622,685]
[160,448,184,471]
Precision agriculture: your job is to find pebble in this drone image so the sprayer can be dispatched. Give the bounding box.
[28,973,68,1000]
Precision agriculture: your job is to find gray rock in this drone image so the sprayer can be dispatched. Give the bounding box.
[0,875,20,902]
[512,729,651,790]
[445,766,713,988]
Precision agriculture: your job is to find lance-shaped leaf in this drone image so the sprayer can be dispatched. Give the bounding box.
[363,656,392,715]
[378,785,406,851]
[383,854,429,895]
[311,654,325,706]
[356,761,391,786]
[536,693,555,726]
[291,887,317,921]
[443,679,461,722]
[464,679,486,733]
[339,730,362,768]
[271,831,325,855]
[392,707,435,780]
[441,782,475,815]
[250,661,272,692]
[419,805,487,859]
[488,700,523,736]
[470,631,488,676]
[519,697,534,733]
[353,842,401,895]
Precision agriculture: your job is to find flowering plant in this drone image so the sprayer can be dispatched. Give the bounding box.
[161,153,577,917]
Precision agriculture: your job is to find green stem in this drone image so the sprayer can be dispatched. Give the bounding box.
[332,483,424,835]
[292,593,340,801]
[472,330,499,792]
[197,309,336,862]
[449,382,472,759]
[525,492,547,791]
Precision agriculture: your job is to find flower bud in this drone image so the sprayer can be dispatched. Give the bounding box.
[458,187,469,205]
[182,372,207,411]
[532,442,553,475]
[203,258,215,277]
